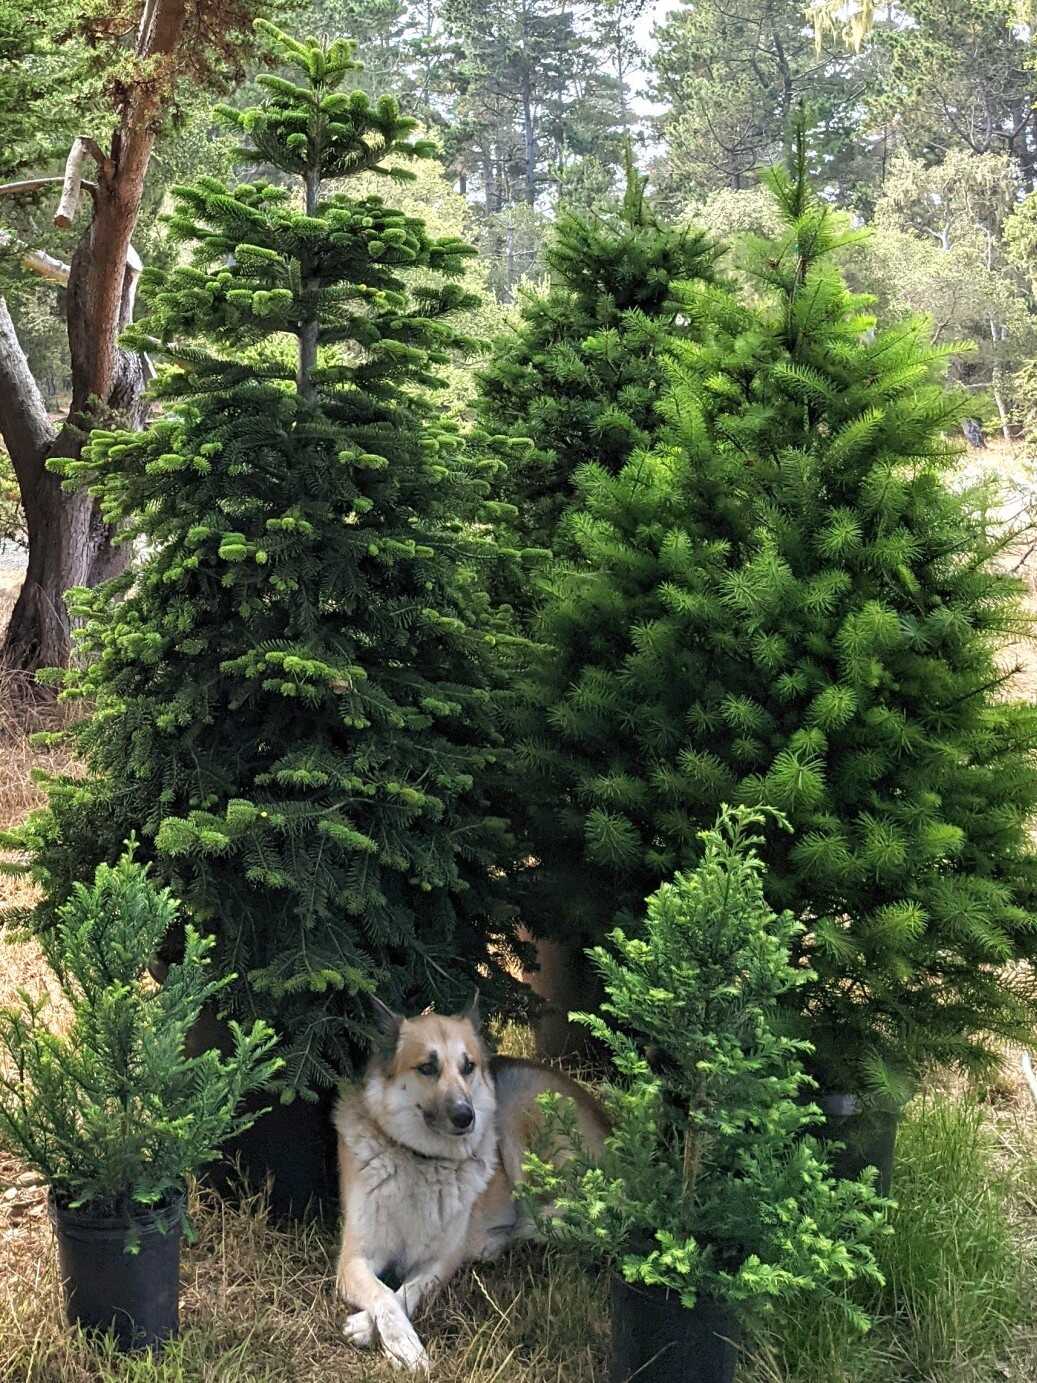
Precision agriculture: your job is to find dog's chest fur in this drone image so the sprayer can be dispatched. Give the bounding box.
[336,1094,497,1276]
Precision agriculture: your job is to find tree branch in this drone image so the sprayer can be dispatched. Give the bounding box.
[53,138,110,229]
[0,231,71,285]
[0,297,55,477]
[0,176,98,201]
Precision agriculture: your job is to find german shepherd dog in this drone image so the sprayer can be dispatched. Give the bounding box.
[332,997,606,1372]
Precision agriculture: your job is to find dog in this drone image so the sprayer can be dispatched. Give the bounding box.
[332,995,606,1372]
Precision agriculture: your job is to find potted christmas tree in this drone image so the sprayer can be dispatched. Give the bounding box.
[0,848,279,1351]
[522,808,889,1383]
[513,126,1037,1151]
[7,22,526,1211]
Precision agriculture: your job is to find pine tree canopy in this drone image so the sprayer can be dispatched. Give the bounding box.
[476,150,720,562]
[9,21,526,1096]
[515,137,1037,1094]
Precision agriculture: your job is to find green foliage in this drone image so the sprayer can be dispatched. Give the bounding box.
[343,134,516,415]
[10,22,526,1095]
[0,0,108,182]
[0,440,23,547]
[752,1094,1034,1382]
[521,807,888,1316]
[477,159,719,565]
[515,139,1037,1091]
[864,1,1036,192]
[650,0,877,210]
[441,0,630,220]
[0,848,280,1221]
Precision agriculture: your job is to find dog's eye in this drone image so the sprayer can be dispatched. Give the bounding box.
[460,1055,475,1076]
[417,1060,438,1077]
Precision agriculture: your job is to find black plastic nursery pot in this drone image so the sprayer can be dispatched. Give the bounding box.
[202,1082,339,1223]
[49,1192,184,1352]
[183,1003,339,1223]
[815,1093,898,1195]
[610,1277,741,1383]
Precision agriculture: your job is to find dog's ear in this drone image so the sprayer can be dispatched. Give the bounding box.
[459,988,481,1032]
[369,994,403,1049]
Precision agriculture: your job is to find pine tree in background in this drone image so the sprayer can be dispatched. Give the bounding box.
[7,22,524,1095]
[516,133,1037,1095]
[476,154,719,563]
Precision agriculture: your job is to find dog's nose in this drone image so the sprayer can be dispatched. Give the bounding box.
[448,1099,474,1131]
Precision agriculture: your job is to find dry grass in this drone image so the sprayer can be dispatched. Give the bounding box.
[0,1182,608,1382]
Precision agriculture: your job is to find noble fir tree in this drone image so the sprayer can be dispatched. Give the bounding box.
[8,22,524,1095]
[516,134,1037,1095]
[476,152,719,562]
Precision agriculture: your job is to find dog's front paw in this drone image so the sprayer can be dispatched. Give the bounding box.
[342,1309,376,1350]
[377,1312,429,1374]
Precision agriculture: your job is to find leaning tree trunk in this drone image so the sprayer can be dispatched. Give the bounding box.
[0,0,191,679]
[2,226,147,672]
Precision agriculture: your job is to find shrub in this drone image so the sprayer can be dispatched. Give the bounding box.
[476,153,718,565]
[6,23,526,1094]
[514,130,1037,1092]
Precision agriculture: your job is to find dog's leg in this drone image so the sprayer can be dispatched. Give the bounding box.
[339,1254,430,1373]
[335,1140,429,1374]
[342,1241,466,1365]
[397,1240,466,1319]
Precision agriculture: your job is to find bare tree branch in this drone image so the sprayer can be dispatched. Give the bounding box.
[0,231,71,284]
[0,297,55,475]
[0,230,141,291]
[0,177,98,201]
[53,138,109,229]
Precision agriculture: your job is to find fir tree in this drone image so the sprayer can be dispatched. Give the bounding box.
[522,808,888,1317]
[476,152,719,561]
[8,22,524,1095]
[0,847,280,1219]
[515,134,1037,1094]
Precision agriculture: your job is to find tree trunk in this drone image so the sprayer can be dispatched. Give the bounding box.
[3,417,141,674]
[2,222,147,673]
[4,467,98,673]
[483,151,497,214]
[522,933,603,1062]
[521,74,536,208]
[0,0,189,678]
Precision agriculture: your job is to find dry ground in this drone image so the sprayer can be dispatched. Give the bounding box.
[3,447,1037,1381]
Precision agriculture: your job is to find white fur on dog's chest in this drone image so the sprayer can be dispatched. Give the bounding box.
[340,1109,497,1276]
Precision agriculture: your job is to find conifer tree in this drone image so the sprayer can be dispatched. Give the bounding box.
[9,22,523,1095]
[476,154,719,560]
[516,134,1037,1094]
[523,808,887,1317]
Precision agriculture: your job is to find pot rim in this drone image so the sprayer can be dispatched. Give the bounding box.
[48,1187,186,1241]
[611,1275,735,1312]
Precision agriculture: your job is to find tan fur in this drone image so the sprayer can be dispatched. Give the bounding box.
[332,1010,606,1372]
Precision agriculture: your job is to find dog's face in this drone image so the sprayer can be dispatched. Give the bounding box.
[363,1000,496,1160]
